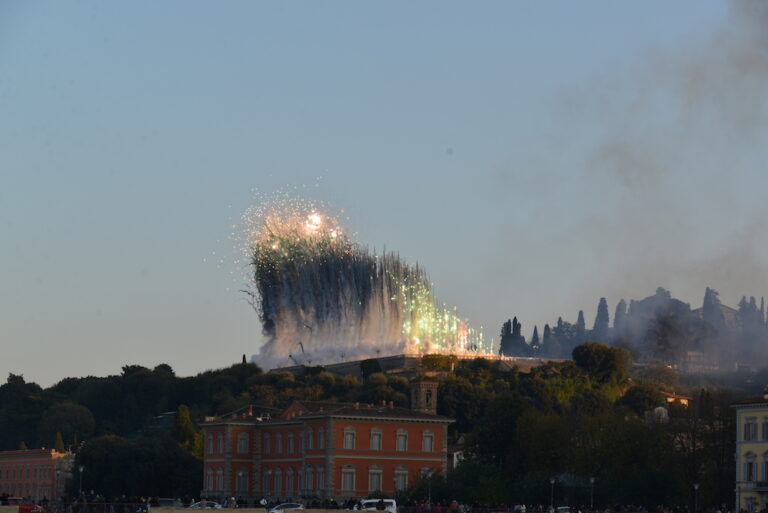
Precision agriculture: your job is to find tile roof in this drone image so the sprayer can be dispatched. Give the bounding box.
[287,400,452,422]
[732,395,768,406]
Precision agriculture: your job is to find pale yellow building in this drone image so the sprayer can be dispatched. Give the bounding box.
[733,392,768,512]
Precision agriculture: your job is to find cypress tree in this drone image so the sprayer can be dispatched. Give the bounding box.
[173,405,198,452]
[614,299,627,335]
[703,287,726,332]
[542,323,562,357]
[54,431,66,452]
[499,320,513,356]
[531,326,540,350]
[593,298,610,342]
[576,310,586,343]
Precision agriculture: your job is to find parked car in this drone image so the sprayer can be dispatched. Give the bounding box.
[157,499,183,508]
[268,503,305,513]
[355,499,397,513]
[7,497,44,513]
[189,502,222,509]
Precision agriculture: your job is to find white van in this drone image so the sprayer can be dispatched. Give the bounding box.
[355,499,397,513]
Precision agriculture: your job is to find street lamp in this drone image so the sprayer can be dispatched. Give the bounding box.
[78,465,84,496]
[590,477,595,511]
[694,483,699,513]
[550,478,555,509]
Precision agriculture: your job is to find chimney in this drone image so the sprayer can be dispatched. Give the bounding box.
[763,386,768,400]
[354,402,360,410]
[381,400,386,407]
[389,401,394,409]
[248,405,253,417]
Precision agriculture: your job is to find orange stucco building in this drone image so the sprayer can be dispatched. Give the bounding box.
[201,380,451,502]
[0,449,75,501]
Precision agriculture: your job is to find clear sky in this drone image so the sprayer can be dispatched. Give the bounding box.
[4,0,767,386]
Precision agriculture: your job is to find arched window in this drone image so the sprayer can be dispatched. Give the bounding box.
[205,468,213,490]
[237,433,249,454]
[394,466,408,491]
[236,469,249,492]
[762,451,768,481]
[275,469,282,495]
[262,469,270,495]
[217,433,224,453]
[286,467,294,493]
[368,465,383,492]
[306,428,314,450]
[288,432,295,454]
[276,433,283,453]
[305,466,314,492]
[422,429,434,452]
[343,427,356,449]
[317,466,325,491]
[264,433,271,454]
[216,468,224,490]
[341,465,355,492]
[745,451,757,482]
[396,429,408,451]
[370,428,382,450]
[318,427,325,449]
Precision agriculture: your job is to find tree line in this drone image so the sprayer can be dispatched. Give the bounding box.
[1,345,759,507]
[499,286,768,369]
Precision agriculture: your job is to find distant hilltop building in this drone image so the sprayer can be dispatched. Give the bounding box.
[691,302,739,329]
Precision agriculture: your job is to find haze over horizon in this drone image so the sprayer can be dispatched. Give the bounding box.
[3,1,768,387]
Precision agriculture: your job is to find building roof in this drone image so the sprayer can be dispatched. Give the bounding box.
[282,400,453,423]
[659,391,693,401]
[731,394,768,407]
[202,399,452,426]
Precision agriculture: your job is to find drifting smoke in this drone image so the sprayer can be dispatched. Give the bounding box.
[496,0,768,343]
[242,195,489,369]
[586,0,768,302]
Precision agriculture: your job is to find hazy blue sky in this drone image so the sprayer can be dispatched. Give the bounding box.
[4,1,768,386]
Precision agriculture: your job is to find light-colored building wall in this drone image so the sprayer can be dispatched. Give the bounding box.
[734,395,768,513]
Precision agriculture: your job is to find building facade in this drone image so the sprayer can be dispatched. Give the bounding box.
[733,393,768,513]
[0,449,75,501]
[201,393,451,502]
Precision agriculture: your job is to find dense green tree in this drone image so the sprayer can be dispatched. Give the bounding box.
[619,384,664,415]
[572,342,631,385]
[172,404,200,459]
[37,401,95,449]
[0,374,47,450]
[77,432,202,498]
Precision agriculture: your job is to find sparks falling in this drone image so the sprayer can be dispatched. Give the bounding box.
[241,194,491,368]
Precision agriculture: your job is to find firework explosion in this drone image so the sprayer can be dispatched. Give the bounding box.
[243,194,490,368]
